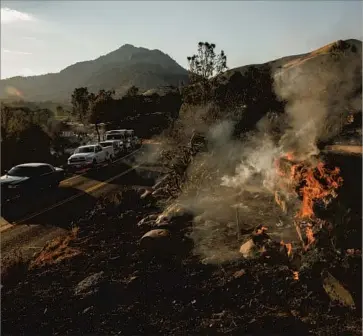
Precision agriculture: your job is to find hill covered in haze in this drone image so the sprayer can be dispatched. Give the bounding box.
[0,44,189,103]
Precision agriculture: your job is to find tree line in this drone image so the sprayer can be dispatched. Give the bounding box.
[70,85,182,141]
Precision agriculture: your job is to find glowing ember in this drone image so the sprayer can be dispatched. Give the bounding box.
[305,225,315,248]
[280,240,292,257]
[256,226,268,235]
[292,271,299,281]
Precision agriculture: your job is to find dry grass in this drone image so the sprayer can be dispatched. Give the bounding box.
[309,41,339,57]
[283,40,343,69]
[30,226,81,269]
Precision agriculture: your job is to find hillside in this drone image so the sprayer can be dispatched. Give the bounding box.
[0,44,188,103]
[178,39,362,144]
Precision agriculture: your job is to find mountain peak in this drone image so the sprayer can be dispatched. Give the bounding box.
[118,43,137,50]
[0,44,188,102]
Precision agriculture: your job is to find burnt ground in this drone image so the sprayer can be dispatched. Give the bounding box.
[1,153,362,336]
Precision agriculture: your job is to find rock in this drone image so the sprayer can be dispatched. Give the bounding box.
[139,229,172,251]
[239,225,290,263]
[137,214,158,227]
[239,225,270,259]
[155,203,193,226]
[322,269,355,308]
[74,272,105,298]
[239,239,258,258]
[139,188,153,200]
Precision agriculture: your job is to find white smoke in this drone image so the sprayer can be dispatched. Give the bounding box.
[180,41,362,263]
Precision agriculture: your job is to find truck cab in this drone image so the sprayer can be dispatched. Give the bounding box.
[67,144,112,171]
[104,130,127,142]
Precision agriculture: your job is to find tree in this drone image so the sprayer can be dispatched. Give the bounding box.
[71,87,90,124]
[89,89,115,142]
[1,103,12,140]
[56,105,64,117]
[186,42,228,105]
[125,85,139,97]
[187,42,227,85]
[1,103,54,171]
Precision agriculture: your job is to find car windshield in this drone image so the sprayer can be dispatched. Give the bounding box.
[7,166,40,177]
[99,142,112,147]
[74,146,95,153]
[106,135,123,140]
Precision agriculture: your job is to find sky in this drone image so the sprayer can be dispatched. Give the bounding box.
[1,0,362,79]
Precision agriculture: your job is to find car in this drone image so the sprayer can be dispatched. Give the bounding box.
[99,140,122,158]
[0,163,65,203]
[67,144,113,171]
[104,129,127,141]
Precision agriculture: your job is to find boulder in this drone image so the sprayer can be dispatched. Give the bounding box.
[155,203,193,227]
[322,269,355,308]
[139,229,172,251]
[137,214,159,227]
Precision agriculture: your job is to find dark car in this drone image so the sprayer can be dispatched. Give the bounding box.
[0,163,65,203]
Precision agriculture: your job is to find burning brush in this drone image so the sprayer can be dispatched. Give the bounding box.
[273,152,343,250]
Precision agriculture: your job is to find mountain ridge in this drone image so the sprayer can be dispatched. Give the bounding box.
[1,39,361,103]
[0,44,189,102]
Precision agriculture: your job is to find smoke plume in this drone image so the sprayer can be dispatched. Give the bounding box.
[177,41,362,264]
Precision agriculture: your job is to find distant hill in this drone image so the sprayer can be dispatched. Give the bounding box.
[0,44,189,103]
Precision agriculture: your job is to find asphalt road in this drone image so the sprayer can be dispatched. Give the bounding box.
[1,144,164,260]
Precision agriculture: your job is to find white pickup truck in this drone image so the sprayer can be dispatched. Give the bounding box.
[67,144,113,171]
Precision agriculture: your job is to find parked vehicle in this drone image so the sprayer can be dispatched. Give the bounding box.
[125,129,135,138]
[118,141,126,153]
[67,144,113,171]
[99,140,122,158]
[104,129,127,141]
[133,136,142,148]
[125,138,133,151]
[1,163,65,203]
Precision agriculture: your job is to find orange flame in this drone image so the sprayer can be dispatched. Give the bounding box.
[274,154,343,219]
[292,271,299,281]
[295,162,343,219]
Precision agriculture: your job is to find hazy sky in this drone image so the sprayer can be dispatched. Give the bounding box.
[1,0,362,79]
